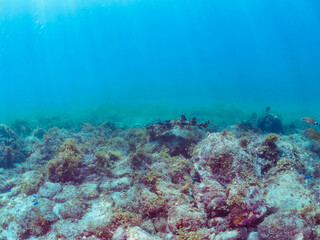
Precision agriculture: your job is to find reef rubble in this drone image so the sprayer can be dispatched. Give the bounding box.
[0,114,320,240]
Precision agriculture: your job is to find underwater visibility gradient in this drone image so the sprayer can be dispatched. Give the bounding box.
[0,0,320,123]
[2,1,320,239]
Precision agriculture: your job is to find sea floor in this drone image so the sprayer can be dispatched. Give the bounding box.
[0,106,320,240]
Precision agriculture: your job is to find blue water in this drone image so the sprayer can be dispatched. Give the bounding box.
[1,0,320,122]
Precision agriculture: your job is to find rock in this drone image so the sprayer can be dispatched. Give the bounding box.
[258,211,312,239]
[111,192,130,208]
[151,127,206,158]
[153,213,169,233]
[214,229,247,240]
[0,232,8,240]
[112,226,127,240]
[140,219,156,234]
[146,115,208,157]
[111,158,132,178]
[53,185,78,203]
[257,110,282,133]
[13,198,57,238]
[99,177,132,192]
[207,217,228,231]
[35,198,59,222]
[167,204,206,233]
[57,199,90,219]
[264,171,314,210]
[156,128,206,157]
[193,132,253,185]
[227,185,267,227]
[77,200,113,238]
[248,232,259,240]
[51,219,80,238]
[38,182,62,199]
[193,180,227,218]
[79,183,99,200]
[127,226,162,240]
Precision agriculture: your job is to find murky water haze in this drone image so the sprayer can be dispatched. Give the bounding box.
[1,0,320,126]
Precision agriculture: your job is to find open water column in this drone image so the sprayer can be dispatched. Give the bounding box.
[0,0,320,239]
[0,0,319,120]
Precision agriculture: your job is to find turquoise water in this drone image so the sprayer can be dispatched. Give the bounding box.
[1,2,320,238]
[1,0,320,124]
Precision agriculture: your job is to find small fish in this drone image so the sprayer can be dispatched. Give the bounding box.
[306,128,320,141]
[302,117,318,125]
[33,202,39,205]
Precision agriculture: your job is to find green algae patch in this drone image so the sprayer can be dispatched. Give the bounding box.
[259,133,281,161]
[20,171,45,195]
[130,142,153,169]
[46,139,82,183]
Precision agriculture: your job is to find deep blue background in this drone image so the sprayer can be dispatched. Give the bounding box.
[0,0,320,118]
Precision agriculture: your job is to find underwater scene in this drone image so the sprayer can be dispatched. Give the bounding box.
[1,0,320,239]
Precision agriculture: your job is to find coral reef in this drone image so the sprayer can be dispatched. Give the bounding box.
[0,113,320,240]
